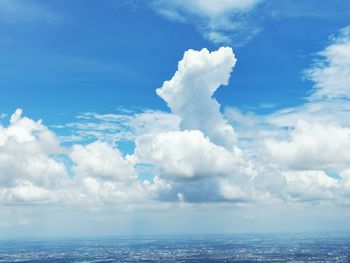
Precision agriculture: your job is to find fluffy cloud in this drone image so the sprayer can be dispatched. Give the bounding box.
[151,0,262,44]
[0,110,147,206]
[50,45,252,203]
[71,141,136,181]
[237,26,350,206]
[220,26,350,205]
[0,109,71,204]
[133,129,252,203]
[157,47,237,149]
[4,26,350,209]
[263,120,350,171]
[134,130,246,181]
[70,141,153,204]
[77,176,150,204]
[135,47,254,203]
[1,182,56,204]
[282,170,339,202]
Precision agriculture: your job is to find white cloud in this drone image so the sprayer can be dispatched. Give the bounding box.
[263,120,350,171]
[0,109,73,205]
[218,179,249,201]
[3,23,350,210]
[151,0,262,44]
[251,167,288,200]
[251,168,342,204]
[2,106,245,206]
[134,130,246,181]
[71,141,136,181]
[0,0,59,24]
[259,24,350,172]
[133,130,252,203]
[158,0,261,17]
[2,181,53,204]
[56,110,180,144]
[282,170,339,202]
[306,26,350,100]
[267,100,350,129]
[220,25,350,205]
[0,109,68,189]
[157,47,237,149]
[70,141,159,204]
[77,176,149,204]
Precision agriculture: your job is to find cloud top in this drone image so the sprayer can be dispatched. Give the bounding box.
[157,47,237,149]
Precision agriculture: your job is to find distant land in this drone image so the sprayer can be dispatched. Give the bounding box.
[1,233,350,262]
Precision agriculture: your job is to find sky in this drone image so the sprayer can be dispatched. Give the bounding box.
[1,0,350,238]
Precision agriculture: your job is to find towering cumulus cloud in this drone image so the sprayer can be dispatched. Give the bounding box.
[133,47,252,203]
[156,47,237,149]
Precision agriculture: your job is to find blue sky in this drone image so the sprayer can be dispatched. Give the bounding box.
[1,0,350,238]
[2,0,349,120]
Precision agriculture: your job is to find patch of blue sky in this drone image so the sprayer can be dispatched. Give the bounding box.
[117,140,136,156]
[325,170,342,180]
[135,163,157,182]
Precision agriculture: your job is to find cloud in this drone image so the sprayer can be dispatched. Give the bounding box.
[222,25,350,205]
[0,109,67,188]
[266,100,350,129]
[0,109,72,204]
[76,176,149,204]
[55,110,180,144]
[0,109,147,206]
[282,170,339,202]
[263,120,350,171]
[224,24,350,153]
[133,129,253,203]
[135,46,256,203]
[3,23,350,210]
[0,0,59,25]
[157,47,237,149]
[134,130,246,181]
[266,0,350,20]
[2,182,54,204]
[306,26,350,100]
[71,141,136,181]
[253,168,342,204]
[70,141,158,204]
[155,177,250,203]
[151,0,262,44]
[257,25,350,175]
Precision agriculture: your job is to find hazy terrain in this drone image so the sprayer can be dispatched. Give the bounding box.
[1,233,349,262]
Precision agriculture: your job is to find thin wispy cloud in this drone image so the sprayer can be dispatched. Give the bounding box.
[0,0,60,25]
[151,0,263,44]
